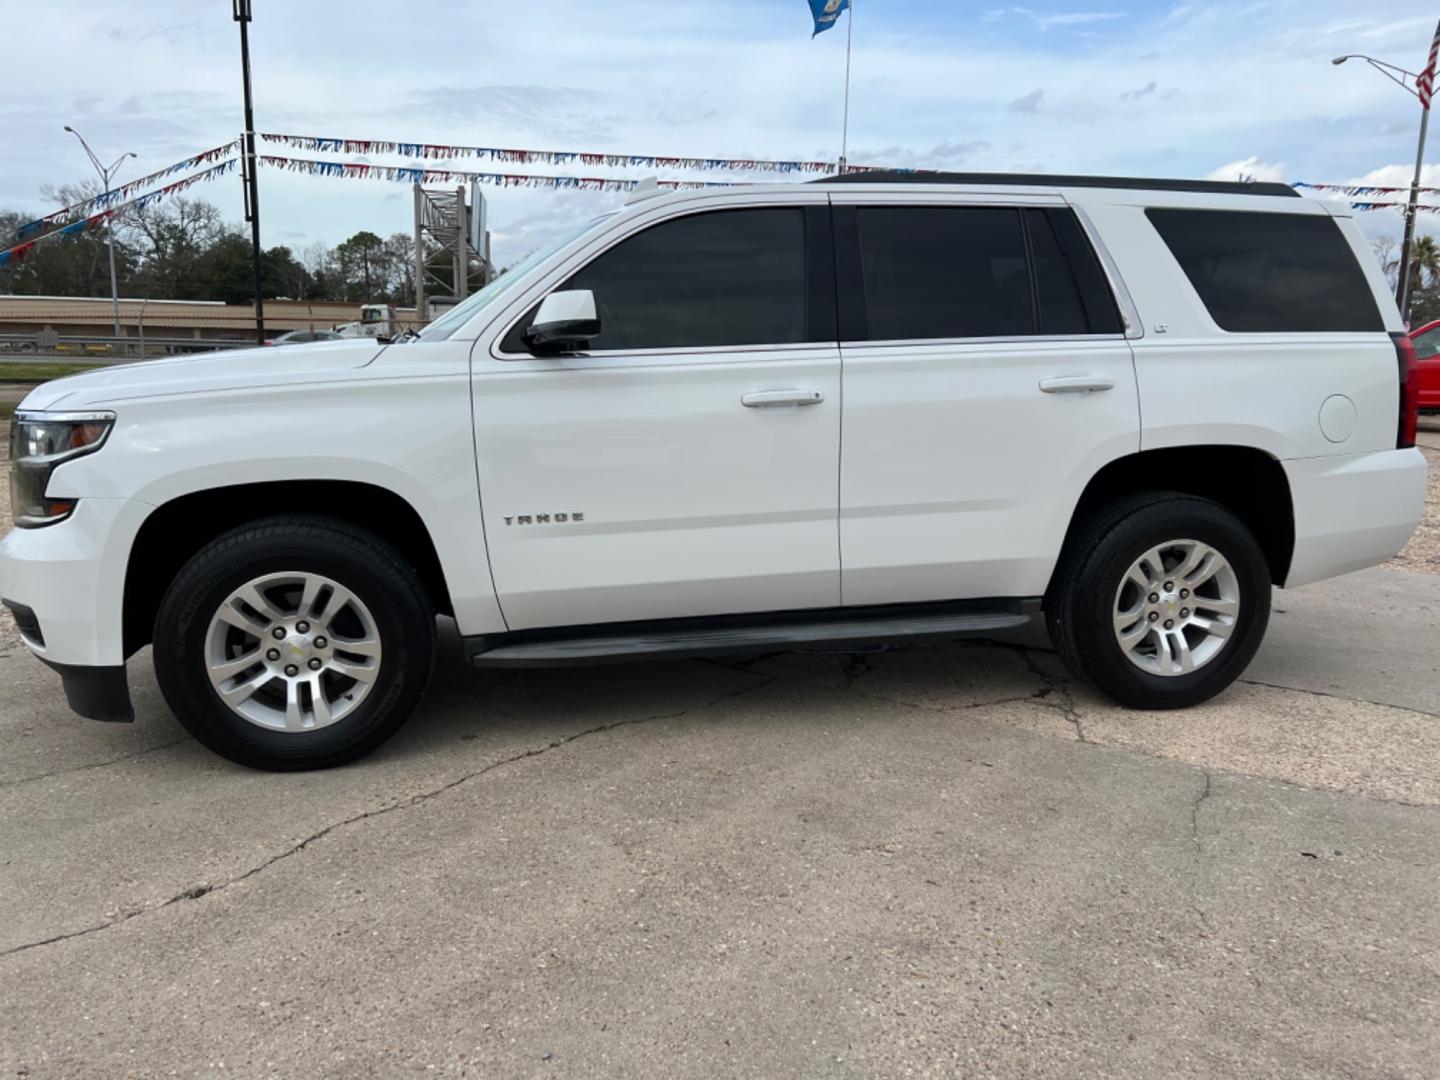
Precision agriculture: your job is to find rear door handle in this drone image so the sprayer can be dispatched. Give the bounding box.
[1038,376,1115,394]
[741,389,825,408]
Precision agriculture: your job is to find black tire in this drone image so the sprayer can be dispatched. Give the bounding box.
[1046,493,1271,709]
[154,515,436,770]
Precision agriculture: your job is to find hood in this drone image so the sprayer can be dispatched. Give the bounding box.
[18,339,387,411]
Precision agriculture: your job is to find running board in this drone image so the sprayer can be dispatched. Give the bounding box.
[466,600,1040,668]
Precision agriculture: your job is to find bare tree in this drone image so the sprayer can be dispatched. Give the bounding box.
[296,240,341,300]
[1373,236,1399,290]
[382,232,416,306]
[121,197,226,299]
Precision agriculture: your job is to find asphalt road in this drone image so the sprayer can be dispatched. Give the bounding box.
[1,568,1437,1078]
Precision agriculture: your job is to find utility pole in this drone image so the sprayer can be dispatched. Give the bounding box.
[234,0,265,345]
[1398,103,1432,323]
[839,0,854,174]
[413,185,427,324]
[1334,21,1440,324]
[453,186,469,301]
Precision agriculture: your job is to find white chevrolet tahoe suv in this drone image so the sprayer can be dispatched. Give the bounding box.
[2,172,1428,770]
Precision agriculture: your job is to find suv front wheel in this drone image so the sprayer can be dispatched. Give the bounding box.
[1047,493,1271,709]
[153,515,436,770]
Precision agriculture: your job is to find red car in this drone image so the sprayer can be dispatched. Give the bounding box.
[1407,319,1440,411]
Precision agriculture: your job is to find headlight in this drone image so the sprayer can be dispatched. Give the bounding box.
[9,410,115,528]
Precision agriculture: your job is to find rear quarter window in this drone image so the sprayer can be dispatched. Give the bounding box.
[1145,208,1383,333]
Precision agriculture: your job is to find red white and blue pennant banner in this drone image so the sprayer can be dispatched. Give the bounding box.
[258,131,886,175]
[0,160,238,269]
[1345,201,1440,212]
[0,153,744,266]
[1295,181,1440,197]
[14,141,241,241]
[19,128,1440,273]
[262,158,1440,211]
[259,154,745,191]
[1294,182,1440,213]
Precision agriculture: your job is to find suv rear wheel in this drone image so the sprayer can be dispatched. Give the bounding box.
[1047,493,1271,709]
[153,516,436,770]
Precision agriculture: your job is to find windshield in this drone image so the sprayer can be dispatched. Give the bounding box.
[416,214,617,342]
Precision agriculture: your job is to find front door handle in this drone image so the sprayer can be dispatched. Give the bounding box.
[741,389,825,408]
[1039,376,1115,394]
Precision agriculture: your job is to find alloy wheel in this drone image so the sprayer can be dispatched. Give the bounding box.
[1112,539,1241,677]
[203,571,382,731]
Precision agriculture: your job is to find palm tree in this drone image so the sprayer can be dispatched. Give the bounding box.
[1410,234,1440,289]
[1386,233,1440,291]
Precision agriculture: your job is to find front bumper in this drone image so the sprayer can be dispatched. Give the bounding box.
[0,497,147,666]
[1,497,150,721]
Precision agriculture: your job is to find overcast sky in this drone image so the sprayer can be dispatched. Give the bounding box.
[3,0,1439,266]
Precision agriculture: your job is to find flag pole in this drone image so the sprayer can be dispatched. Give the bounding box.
[839,1,854,173]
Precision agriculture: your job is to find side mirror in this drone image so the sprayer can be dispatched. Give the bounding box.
[524,290,600,352]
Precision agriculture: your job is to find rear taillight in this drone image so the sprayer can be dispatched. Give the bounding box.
[1394,332,1420,449]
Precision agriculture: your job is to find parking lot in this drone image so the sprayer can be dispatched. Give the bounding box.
[1,420,1438,1078]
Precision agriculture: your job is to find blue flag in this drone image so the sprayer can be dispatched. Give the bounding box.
[809,0,851,37]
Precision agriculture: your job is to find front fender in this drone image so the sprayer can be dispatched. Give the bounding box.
[47,371,506,636]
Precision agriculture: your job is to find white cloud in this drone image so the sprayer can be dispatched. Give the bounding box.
[1206,157,1288,183]
[985,7,1123,31]
[1120,81,1159,100]
[1345,164,1440,189]
[1009,89,1045,114]
[1340,165,1440,242]
[847,140,992,169]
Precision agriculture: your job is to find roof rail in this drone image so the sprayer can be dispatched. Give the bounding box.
[814,170,1300,198]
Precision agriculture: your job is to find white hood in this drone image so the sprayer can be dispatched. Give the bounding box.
[18,339,388,411]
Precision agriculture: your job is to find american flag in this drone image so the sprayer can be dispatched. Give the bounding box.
[1419,19,1440,110]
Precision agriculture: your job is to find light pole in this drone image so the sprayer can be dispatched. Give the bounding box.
[234,0,266,346]
[63,127,134,338]
[1334,24,1439,323]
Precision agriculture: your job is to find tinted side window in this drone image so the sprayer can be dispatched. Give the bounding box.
[1146,209,1383,333]
[857,207,1031,340]
[1044,208,1124,334]
[1412,326,1440,359]
[560,208,807,351]
[1027,209,1088,335]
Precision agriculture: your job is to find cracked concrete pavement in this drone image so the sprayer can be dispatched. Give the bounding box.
[2,567,1439,1078]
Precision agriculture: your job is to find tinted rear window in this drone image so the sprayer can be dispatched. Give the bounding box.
[1145,209,1383,333]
